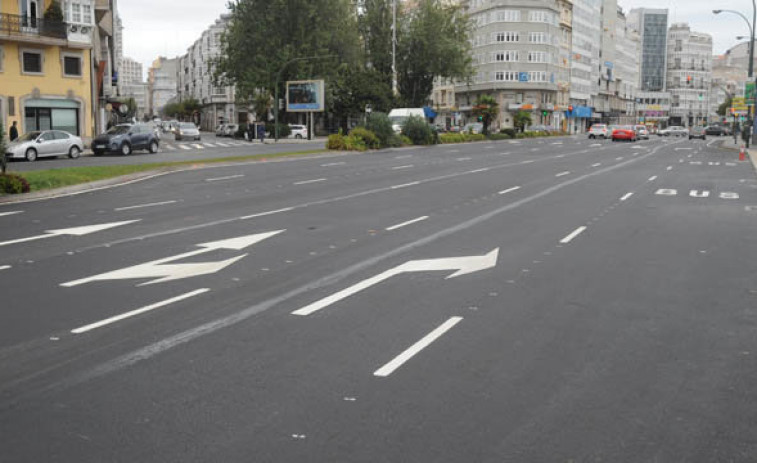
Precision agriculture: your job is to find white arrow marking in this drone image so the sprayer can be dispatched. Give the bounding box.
[0,220,140,247]
[61,230,284,287]
[292,249,499,316]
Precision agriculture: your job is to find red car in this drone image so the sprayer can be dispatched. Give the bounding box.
[611,125,637,142]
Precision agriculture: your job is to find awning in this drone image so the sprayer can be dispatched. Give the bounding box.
[423,106,437,118]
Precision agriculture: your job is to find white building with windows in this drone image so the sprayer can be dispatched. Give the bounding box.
[118,57,147,120]
[148,57,178,117]
[666,24,712,127]
[569,0,601,132]
[176,14,241,131]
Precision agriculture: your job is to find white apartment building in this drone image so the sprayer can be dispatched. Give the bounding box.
[148,57,178,117]
[569,0,601,132]
[628,8,671,128]
[118,57,147,120]
[666,23,712,127]
[176,15,241,131]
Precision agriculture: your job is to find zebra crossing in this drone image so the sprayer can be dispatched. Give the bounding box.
[158,141,249,152]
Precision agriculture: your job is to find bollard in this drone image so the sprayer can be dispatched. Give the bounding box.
[740,146,747,162]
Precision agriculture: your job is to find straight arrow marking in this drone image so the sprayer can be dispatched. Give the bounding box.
[292,249,498,316]
[0,220,140,247]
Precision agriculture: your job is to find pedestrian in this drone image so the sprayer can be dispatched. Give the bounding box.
[258,122,266,143]
[9,121,18,142]
[247,121,255,142]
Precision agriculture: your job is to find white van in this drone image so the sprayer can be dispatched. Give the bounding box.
[388,108,426,133]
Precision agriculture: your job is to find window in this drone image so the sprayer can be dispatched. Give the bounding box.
[529,32,549,44]
[494,71,518,82]
[22,51,43,74]
[65,1,94,25]
[529,10,552,23]
[529,71,548,82]
[63,55,82,77]
[495,32,519,43]
[494,50,518,62]
[528,52,548,63]
[71,3,81,23]
[496,10,520,22]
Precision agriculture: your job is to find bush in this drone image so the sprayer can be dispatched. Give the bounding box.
[266,123,291,138]
[500,128,517,138]
[326,133,346,150]
[487,133,511,141]
[388,134,404,148]
[349,127,380,149]
[440,133,464,144]
[343,134,368,151]
[365,112,394,148]
[401,115,435,145]
[0,174,31,194]
[325,131,369,151]
[400,135,413,146]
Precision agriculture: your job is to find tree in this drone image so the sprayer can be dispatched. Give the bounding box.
[396,0,473,107]
[250,90,272,122]
[329,64,393,130]
[359,0,394,86]
[717,96,732,117]
[471,94,499,135]
[162,102,184,119]
[0,122,7,175]
[43,1,64,22]
[514,110,532,133]
[182,98,202,117]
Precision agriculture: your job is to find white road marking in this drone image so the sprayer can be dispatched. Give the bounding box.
[0,211,23,217]
[555,171,571,177]
[395,155,413,159]
[215,142,230,147]
[294,178,327,185]
[552,142,563,145]
[620,192,634,201]
[392,165,414,170]
[708,162,720,166]
[468,168,490,173]
[239,208,294,220]
[590,143,602,147]
[530,148,539,152]
[71,289,210,334]
[726,162,737,166]
[675,147,693,151]
[690,190,710,198]
[556,155,565,158]
[560,226,587,244]
[648,176,657,181]
[192,144,204,149]
[690,161,702,165]
[499,152,510,156]
[391,181,420,189]
[666,166,673,171]
[163,145,177,150]
[656,189,677,196]
[206,174,245,182]
[178,145,191,150]
[321,162,346,167]
[115,200,178,211]
[386,216,429,231]
[456,157,471,161]
[521,160,535,164]
[373,317,464,377]
[0,220,139,248]
[447,150,460,153]
[591,163,602,167]
[0,265,10,271]
[203,143,217,148]
[498,186,521,195]
[720,192,740,199]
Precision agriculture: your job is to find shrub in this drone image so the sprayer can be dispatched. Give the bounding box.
[326,133,346,150]
[440,133,464,144]
[388,134,404,148]
[343,134,368,151]
[266,123,291,138]
[400,135,413,146]
[0,174,31,194]
[500,128,517,138]
[466,134,487,142]
[401,115,435,145]
[487,133,511,141]
[365,112,394,148]
[349,127,380,149]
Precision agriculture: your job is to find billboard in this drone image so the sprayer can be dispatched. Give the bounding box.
[286,80,325,112]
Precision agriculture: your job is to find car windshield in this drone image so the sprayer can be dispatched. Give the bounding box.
[16,131,41,142]
[107,126,131,135]
[180,123,196,129]
[389,116,408,125]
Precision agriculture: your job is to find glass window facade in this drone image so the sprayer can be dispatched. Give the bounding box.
[641,12,668,91]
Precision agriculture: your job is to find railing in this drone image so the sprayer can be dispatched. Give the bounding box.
[0,13,67,40]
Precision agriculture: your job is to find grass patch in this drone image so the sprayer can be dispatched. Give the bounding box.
[9,149,330,193]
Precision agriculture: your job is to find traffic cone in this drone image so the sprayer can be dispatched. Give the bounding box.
[740,146,747,162]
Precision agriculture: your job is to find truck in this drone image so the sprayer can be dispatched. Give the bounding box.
[388,108,426,134]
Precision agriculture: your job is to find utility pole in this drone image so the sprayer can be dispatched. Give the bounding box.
[392,0,398,96]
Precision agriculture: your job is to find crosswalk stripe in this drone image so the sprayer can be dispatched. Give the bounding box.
[164,145,176,150]
[178,145,191,150]
[192,144,204,149]
[215,142,229,147]
[203,143,216,148]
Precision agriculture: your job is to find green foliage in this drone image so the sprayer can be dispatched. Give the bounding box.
[349,127,380,149]
[330,65,393,130]
[400,135,413,146]
[43,1,64,22]
[439,132,486,143]
[0,174,31,195]
[487,133,511,141]
[365,112,395,147]
[717,96,732,117]
[0,121,6,175]
[396,0,473,107]
[267,123,291,138]
[360,0,394,85]
[343,134,368,151]
[327,133,346,150]
[182,98,202,115]
[513,111,532,133]
[500,128,517,138]
[472,94,499,135]
[401,115,435,145]
[251,90,272,122]
[388,134,404,147]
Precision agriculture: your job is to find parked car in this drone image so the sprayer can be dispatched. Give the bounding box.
[659,126,688,137]
[289,124,308,139]
[611,125,637,142]
[224,124,240,137]
[588,124,609,139]
[175,122,201,141]
[634,125,650,140]
[4,130,84,162]
[215,124,227,137]
[705,125,725,136]
[688,126,707,140]
[92,124,160,156]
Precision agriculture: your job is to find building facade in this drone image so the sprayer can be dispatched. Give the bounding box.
[148,56,178,117]
[666,23,712,127]
[569,0,601,132]
[176,14,241,131]
[628,8,671,128]
[0,0,97,137]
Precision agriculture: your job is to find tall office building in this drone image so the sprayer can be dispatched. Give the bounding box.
[629,8,671,129]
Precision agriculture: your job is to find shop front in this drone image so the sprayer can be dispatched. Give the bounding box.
[23,98,82,135]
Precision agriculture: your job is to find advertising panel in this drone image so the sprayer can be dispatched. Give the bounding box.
[286,80,325,112]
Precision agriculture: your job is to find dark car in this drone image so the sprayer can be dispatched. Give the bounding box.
[92,124,160,156]
[705,125,724,136]
[688,126,706,140]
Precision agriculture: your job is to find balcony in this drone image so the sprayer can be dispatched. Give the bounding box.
[0,13,67,44]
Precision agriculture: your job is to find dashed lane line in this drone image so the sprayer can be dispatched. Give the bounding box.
[385,216,429,231]
[648,176,658,181]
[498,186,521,195]
[560,226,587,244]
[115,200,178,211]
[555,171,571,177]
[620,192,634,201]
[391,165,415,170]
[206,174,245,182]
[0,211,23,217]
[293,178,327,185]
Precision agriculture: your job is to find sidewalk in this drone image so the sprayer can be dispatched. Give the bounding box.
[717,137,757,173]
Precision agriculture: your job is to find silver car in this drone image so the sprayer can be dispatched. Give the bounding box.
[175,122,201,141]
[5,130,84,162]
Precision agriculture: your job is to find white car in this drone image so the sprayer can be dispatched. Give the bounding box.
[289,124,307,139]
[462,122,484,134]
[634,125,650,140]
[588,124,609,139]
[224,124,239,137]
[175,122,201,141]
[215,124,227,137]
[4,130,84,161]
[659,126,689,137]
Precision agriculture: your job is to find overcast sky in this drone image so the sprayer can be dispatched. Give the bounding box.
[119,0,757,79]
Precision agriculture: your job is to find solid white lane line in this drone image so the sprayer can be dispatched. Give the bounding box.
[71,289,210,334]
[0,211,23,217]
[391,181,420,189]
[521,160,535,164]
[386,216,429,231]
[178,145,191,150]
[321,162,346,167]
[206,174,245,182]
[0,265,10,271]
[456,157,471,161]
[392,165,414,170]
[115,200,178,211]
[555,171,571,177]
[498,186,521,195]
[560,226,587,244]
[374,317,463,377]
[294,178,327,185]
[620,192,634,201]
[468,168,490,173]
[239,207,294,220]
[648,176,657,181]
[591,163,602,167]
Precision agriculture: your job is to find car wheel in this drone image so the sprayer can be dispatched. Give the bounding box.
[149,141,159,154]
[25,148,38,162]
[68,146,81,159]
[121,143,132,156]
[589,135,595,139]
[93,150,103,157]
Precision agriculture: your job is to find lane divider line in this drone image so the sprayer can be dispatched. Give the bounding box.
[374,317,463,377]
[555,171,571,177]
[114,200,178,212]
[620,192,634,201]
[0,211,24,217]
[391,165,414,170]
[0,265,10,271]
[206,174,245,182]
[71,288,210,334]
[294,178,327,185]
[391,181,420,189]
[498,186,521,195]
[648,176,657,181]
[591,163,602,167]
[239,207,294,220]
[386,216,429,231]
[560,226,587,244]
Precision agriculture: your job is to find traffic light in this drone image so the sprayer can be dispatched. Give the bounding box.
[687,75,692,85]
[542,110,548,117]
[698,94,703,101]
[477,115,483,122]
[568,105,574,112]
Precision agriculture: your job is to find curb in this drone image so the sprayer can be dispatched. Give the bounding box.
[716,139,757,173]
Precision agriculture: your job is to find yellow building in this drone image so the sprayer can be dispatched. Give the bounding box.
[0,0,95,138]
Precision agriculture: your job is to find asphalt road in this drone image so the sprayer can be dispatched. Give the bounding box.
[1,135,756,462]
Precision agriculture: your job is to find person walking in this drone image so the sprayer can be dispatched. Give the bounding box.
[9,121,18,142]
[257,122,266,143]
